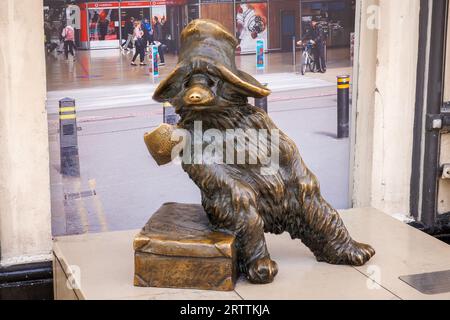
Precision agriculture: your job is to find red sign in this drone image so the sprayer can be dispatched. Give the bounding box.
[87,2,120,8]
[149,1,169,5]
[121,1,151,7]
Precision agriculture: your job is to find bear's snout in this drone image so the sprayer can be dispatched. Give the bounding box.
[183,85,215,107]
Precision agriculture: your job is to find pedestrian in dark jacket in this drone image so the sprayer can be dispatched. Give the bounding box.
[302,19,327,73]
[122,17,135,51]
[153,16,166,65]
[153,16,163,42]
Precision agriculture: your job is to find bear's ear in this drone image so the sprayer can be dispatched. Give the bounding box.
[153,64,189,102]
[216,65,271,98]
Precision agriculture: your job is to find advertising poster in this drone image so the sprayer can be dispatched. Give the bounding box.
[235,2,268,54]
[151,45,159,77]
[256,39,265,69]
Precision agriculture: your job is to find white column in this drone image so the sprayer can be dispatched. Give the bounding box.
[0,0,52,266]
[352,0,421,215]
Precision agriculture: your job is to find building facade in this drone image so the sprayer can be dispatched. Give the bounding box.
[44,0,355,52]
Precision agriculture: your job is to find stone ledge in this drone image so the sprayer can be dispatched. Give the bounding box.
[53,207,450,300]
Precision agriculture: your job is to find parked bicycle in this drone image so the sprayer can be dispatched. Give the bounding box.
[298,40,317,75]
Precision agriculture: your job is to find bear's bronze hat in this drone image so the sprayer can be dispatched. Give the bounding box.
[153,19,271,102]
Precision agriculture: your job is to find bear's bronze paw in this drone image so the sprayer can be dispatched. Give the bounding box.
[335,241,376,266]
[247,257,279,284]
[317,240,375,266]
[345,241,376,266]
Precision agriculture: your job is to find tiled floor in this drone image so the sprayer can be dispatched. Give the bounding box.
[46,48,352,92]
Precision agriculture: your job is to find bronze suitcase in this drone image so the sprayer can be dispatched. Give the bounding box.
[134,203,237,291]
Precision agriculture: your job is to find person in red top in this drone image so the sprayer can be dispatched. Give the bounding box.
[61,24,75,60]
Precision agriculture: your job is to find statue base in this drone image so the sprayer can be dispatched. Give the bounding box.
[133,203,237,291]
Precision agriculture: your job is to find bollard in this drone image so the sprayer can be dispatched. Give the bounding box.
[255,83,268,113]
[337,75,350,139]
[163,101,180,125]
[59,97,80,176]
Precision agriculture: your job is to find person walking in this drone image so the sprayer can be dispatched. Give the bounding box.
[121,17,135,51]
[153,16,165,66]
[142,18,153,50]
[61,24,76,61]
[131,21,146,66]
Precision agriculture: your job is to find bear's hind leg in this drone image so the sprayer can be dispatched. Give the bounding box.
[288,179,375,266]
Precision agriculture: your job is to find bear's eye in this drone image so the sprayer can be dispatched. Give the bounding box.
[220,82,245,102]
[187,74,215,88]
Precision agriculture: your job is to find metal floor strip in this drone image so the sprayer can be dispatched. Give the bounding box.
[399,270,450,295]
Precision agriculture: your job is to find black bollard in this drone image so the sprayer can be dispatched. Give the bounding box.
[59,97,80,176]
[337,76,350,139]
[255,83,268,113]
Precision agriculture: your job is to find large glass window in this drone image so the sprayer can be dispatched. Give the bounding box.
[121,7,151,25]
[301,0,355,48]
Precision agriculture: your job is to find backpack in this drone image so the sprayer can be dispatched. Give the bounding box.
[65,27,74,40]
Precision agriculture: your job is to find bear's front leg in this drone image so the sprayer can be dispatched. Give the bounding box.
[228,181,278,284]
[186,164,278,284]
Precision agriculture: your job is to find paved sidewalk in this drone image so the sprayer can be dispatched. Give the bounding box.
[46,49,352,113]
[46,49,353,236]
[46,73,335,114]
[49,91,350,236]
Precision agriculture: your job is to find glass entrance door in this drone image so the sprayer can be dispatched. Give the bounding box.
[120,7,151,46]
[281,10,296,52]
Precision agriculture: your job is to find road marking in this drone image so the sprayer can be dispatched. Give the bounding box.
[88,179,109,232]
[73,179,89,233]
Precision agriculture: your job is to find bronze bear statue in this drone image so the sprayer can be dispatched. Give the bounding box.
[145,19,375,284]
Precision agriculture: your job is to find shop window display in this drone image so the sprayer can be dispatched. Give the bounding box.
[121,7,151,27]
[235,2,268,54]
[89,9,120,42]
[301,0,353,48]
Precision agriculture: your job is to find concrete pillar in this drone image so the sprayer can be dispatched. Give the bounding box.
[350,0,379,209]
[0,0,52,266]
[352,0,421,215]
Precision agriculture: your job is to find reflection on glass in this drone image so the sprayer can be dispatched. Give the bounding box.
[152,6,167,25]
[89,9,120,41]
